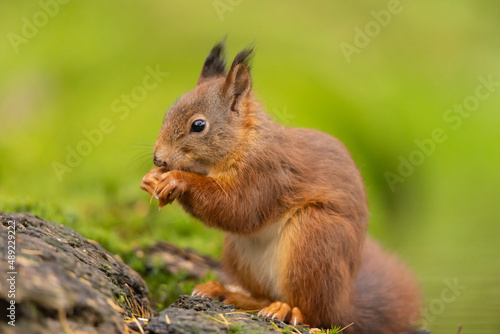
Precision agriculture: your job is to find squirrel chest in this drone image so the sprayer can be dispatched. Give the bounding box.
[226,220,288,300]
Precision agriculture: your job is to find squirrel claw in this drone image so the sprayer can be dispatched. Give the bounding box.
[259,302,303,325]
[290,307,304,326]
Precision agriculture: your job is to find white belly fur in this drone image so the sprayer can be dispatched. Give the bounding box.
[228,221,286,300]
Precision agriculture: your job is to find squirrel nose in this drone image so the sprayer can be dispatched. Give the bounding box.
[153,155,166,167]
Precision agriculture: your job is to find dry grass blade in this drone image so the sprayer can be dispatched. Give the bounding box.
[131,317,145,334]
[106,298,126,313]
[270,321,282,332]
[20,249,43,255]
[339,322,354,332]
[58,308,74,334]
[289,324,302,334]
[205,314,227,325]
[124,293,134,315]
[219,313,230,326]
[124,283,153,319]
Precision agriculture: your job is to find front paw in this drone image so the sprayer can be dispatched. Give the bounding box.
[140,167,168,196]
[153,170,186,208]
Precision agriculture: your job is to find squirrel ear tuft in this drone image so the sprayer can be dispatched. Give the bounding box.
[223,47,254,112]
[198,40,227,85]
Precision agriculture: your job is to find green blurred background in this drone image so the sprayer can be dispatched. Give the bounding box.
[1,1,499,333]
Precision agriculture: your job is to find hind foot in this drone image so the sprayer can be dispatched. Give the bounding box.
[192,281,271,310]
[192,281,228,299]
[258,301,304,325]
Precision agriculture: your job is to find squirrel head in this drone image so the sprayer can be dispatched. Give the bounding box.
[153,41,256,175]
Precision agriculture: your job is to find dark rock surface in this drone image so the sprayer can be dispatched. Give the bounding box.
[145,295,433,334]
[145,241,224,280]
[146,295,310,334]
[0,212,151,334]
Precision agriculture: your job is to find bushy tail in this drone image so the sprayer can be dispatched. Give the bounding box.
[349,238,421,334]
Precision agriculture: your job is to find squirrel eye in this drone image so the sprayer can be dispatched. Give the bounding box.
[190,119,206,133]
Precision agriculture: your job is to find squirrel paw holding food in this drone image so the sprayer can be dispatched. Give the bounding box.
[140,41,421,333]
[141,168,186,208]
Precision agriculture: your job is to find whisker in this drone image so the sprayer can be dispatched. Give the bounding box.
[130,151,153,159]
[128,142,155,149]
[129,153,153,164]
[127,151,154,171]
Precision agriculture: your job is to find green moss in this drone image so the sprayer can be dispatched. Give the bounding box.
[0,199,78,228]
[143,268,198,310]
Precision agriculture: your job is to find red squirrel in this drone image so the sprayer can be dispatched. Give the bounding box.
[140,41,421,333]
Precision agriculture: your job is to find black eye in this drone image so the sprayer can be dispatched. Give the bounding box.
[190,119,206,133]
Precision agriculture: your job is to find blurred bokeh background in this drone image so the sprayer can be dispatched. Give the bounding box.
[1,1,499,333]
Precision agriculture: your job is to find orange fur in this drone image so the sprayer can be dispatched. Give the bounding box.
[140,41,421,333]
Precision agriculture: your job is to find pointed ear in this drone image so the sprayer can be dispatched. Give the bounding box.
[223,47,253,112]
[198,40,227,85]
